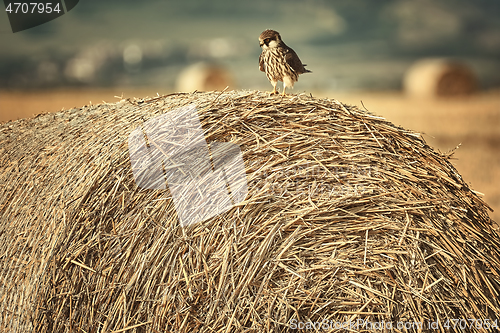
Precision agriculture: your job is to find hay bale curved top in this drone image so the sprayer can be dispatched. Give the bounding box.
[0,90,499,332]
[176,62,234,92]
[403,58,477,97]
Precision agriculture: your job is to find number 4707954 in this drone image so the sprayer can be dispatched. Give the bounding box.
[5,3,62,14]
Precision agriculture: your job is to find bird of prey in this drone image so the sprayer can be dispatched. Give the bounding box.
[259,29,311,95]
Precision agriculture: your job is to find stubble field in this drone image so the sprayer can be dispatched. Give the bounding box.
[1,88,499,226]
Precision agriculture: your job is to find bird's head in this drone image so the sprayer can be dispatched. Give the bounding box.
[259,29,281,50]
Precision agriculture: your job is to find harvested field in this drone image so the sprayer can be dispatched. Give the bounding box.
[0,90,499,332]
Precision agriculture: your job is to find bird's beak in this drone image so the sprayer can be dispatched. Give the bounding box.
[259,42,264,47]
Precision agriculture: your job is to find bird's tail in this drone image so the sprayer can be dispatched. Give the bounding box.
[303,64,312,73]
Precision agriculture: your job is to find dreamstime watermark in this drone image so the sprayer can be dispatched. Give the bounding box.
[289,318,499,331]
[128,104,248,227]
[4,0,79,33]
[290,318,399,330]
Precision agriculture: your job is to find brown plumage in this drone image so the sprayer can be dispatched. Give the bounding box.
[259,29,311,95]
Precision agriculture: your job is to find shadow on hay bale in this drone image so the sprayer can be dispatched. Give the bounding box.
[176,62,234,92]
[404,58,477,97]
[0,90,499,332]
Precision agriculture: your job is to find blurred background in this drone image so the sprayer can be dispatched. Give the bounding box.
[0,0,499,223]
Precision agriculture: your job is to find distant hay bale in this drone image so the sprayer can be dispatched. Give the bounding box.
[404,58,477,97]
[176,62,234,92]
[1,91,499,332]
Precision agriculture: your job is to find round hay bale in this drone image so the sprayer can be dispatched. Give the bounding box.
[176,62,234,92]
[404,58,477,97]
[0,91,499,332]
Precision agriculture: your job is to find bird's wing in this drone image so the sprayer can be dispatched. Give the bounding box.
[259,53,265,72]
[285,48,309,74]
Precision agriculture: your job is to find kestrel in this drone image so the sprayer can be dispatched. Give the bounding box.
[259,29,311,95]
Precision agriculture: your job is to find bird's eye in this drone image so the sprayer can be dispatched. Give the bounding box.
[265,38,270,43]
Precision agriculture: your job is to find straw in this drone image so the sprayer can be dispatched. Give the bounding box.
[0,90,498,332]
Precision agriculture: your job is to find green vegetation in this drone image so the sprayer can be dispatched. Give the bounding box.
[1,0,499,90]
